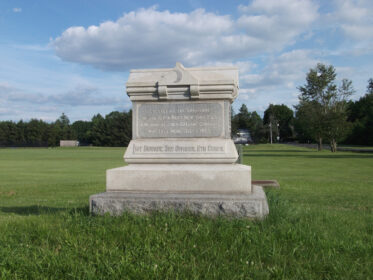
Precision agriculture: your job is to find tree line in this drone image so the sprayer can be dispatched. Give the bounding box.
[0,63,372,150]
[232,63,373,151]
[0,111,131,147]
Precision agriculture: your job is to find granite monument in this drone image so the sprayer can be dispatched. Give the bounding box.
[90,63,269,218]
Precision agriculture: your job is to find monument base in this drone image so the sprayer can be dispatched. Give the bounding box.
[106,164,252,193]
[90,185,269,219]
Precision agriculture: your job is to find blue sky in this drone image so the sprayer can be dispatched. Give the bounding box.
[1,0,372,122]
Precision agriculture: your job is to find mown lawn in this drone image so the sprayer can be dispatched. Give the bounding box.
[0,145,372,279]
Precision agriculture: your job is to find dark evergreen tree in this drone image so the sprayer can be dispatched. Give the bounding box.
[232,104,265,143]
[71,121,93,145]
[105,111,132,147]
[346,79,373,145]
[91,114,108,146]
[263,104,294,142]
[0,109,132,147]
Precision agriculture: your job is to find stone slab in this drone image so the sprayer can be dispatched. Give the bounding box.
[106,164,251,193]
[252,180,280,189]
[90,185,268,219]
[124,138,238,163]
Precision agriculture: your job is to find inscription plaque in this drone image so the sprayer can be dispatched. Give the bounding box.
[137,102,223,138]
[133,143,225,154]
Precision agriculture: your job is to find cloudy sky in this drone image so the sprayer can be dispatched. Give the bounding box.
[1,0,372,122]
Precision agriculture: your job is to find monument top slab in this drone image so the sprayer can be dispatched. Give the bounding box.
[126,63,239,101]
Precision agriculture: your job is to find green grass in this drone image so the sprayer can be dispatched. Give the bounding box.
[0,145,372,279]
[339,145,373,150]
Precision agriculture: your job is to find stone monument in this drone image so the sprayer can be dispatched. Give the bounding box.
[90,63,269,218]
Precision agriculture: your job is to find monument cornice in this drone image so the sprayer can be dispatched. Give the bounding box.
[126,62,239,101]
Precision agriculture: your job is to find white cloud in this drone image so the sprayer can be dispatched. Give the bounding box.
[233,50,320,114]
[0,82,128,121]
[240,49,318,90]
[13,8,22,13]
[52,2,318,71]
[0,83,123,107]
[237,0,318,42]
[49,85,123,106]
[331,0,373,40]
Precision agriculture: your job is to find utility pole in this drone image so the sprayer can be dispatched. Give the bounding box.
[269,121,273,144]
[277,122,280,143]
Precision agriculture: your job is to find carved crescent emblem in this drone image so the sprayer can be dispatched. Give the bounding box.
[172,68,182,83]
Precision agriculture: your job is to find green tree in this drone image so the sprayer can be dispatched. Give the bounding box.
[72,121,93,145]
[47,123,61,147]
[249,111,266,143]
[325,79,354,151]
[0,122,6,146]
[263,104,294,142]
[294,101,322,143]
[16,120,26,146]
[238,104,251,129]
[105,111,132,147]
[91,114,108,146]
[25,119,48,146]
[55,113,75,140]
[231,106,238,136]
[346,79,373,145]
[0,121,17,146]
[232,104,265,143]
[367,78,373,94]
[297,63,352,151]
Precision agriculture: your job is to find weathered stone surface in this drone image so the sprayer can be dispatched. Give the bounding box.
[90,185,268,219]
[106,164,251,193]
[126,62,239,102]
[137,102,223,138]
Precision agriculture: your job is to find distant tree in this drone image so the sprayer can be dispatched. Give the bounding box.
[0,121,17,146]
[91,114,108,146]
[56,113,70,127]
[231,106,239,136]
[105,111,132,147]
[47,123,61,147]
[238,104,251,129]
[55,113,75,140]
[297,63,352,151]
[263,104,294,142]
[0,110,133,147]
[294,101,321,143]
[72,121,93,145]
[346,79,373,145]
[16,120,26,146]
[324,79,354,151]
[232,104,265,143]
[0,122,6,146]
[25,119,48,146]
[297,63,336,150]
[249,111,266,143]
[367,78,373,94]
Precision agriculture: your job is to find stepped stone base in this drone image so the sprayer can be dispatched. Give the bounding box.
[106,164,252,193]
[90,185,269,219]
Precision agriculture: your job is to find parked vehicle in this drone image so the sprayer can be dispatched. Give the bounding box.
[233,129,253,144]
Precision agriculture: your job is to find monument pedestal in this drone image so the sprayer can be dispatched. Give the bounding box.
[90,185,268,219]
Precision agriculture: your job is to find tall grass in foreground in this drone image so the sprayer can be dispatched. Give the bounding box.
[0,145,372,279]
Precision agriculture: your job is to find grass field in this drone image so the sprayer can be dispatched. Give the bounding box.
[0,145,372,279]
